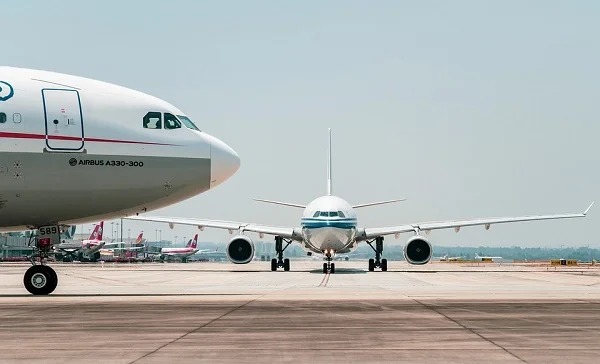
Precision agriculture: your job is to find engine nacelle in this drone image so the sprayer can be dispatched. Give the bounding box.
[226,235,255,264]
[403,236,432,265]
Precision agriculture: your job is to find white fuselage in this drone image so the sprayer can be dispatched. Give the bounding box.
[300,196,358,254]
[0,67,240,230]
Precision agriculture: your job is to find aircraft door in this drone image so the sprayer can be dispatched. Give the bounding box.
[42,89,84,151]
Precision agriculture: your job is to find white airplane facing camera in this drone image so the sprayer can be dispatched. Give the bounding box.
[0,66,240,294]
[128,129,593,274]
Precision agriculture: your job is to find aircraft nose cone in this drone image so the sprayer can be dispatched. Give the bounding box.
[209,135,240,188]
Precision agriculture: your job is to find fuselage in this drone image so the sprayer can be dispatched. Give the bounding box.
[0,67,240,230]
[300,195,358,254]
[160,247,199,257]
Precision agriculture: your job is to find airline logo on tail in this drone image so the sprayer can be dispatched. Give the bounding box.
[134,232,144,245]
[191,234,198,249]
[90,221,104,241]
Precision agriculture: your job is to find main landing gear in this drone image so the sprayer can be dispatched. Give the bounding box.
[271,236,291,271]
[25,228,59,295]
[366,236,388,272]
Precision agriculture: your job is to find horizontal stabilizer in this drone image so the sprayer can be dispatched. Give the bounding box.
[253,198,306,209]
[352,198,406,209]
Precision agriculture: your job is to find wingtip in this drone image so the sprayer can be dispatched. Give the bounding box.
[584,201,595,215]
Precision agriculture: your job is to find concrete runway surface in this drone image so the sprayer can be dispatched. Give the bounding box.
[1,261,599,363]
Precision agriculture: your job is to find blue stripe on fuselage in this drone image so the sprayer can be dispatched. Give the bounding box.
[301,218,357,229]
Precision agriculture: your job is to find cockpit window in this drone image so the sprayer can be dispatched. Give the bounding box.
[313,211,320,217]
[329,211,338,217]
[177,115,200,131]
[320,211,328,217]
[143,112,162,129]
[338,211,345,218]
[164,113,182,130]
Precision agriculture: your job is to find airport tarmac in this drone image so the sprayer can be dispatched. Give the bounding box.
[1,260,599,363]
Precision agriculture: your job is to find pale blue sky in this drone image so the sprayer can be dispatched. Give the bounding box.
[4,1,599,247]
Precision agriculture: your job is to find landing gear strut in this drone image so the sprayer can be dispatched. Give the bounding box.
[271,236,291,271]
[366,236,387,272]
[322,251,335,274]
[25,228,59,295]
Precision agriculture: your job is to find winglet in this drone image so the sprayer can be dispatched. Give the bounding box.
[584,201,595,215]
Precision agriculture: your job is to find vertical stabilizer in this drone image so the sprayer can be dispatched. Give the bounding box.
[90,221,104,241]
[327,128,332,196]
[191,234,198,249]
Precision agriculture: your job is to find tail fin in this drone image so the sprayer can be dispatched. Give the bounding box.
[327,128,332,196]
[134,232,144,245]
[185,239,192,248]
[90,221,104,240]
[191,234,198,249]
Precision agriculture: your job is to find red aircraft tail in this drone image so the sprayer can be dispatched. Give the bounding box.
[89,221,104,241]
[191,234,198,249]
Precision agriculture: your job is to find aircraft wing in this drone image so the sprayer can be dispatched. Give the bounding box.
[360,202,594,240]
[125,216,299,240]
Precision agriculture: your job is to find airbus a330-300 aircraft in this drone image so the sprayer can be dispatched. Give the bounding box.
[0,66,240,294]
[129,129,593,274]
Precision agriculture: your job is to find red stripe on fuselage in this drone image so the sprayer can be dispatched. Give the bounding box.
[0,132,175,146]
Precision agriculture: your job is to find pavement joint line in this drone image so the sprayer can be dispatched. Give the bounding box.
[128,295,265,364]
[411,298,529,363]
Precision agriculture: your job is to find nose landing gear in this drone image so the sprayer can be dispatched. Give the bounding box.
[322,251,335,274]
[25,226,60,295]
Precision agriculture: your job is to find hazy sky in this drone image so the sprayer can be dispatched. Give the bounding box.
[4,1,599,247]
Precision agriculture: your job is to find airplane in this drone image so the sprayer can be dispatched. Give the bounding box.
[55,221,110,261]
[0,66,240,294]
[158,234,204,262]
[103,232,146,254]
[474,253,503,262]
[128,130,593,274]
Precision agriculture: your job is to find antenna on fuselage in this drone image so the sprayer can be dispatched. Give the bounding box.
[327,128,332,196]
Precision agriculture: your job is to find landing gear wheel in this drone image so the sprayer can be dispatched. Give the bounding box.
[323,263,328,274]
[283,258,290,271]
[330,263,335,274]
[24,265,57,295]
[271,258,277,272]
[381,259,388,272]
[368,258,375,272]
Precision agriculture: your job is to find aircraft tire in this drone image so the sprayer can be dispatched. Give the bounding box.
[381,259,388,272]
[323,263,328,274]
[24,265,57,295]
[330,263,335,274]
[271,259,277,271]
[283,258,290,272]
[368,259,375,271]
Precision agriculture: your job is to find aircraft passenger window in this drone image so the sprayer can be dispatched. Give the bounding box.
[164,113,182,130]
[143,112,162,129]
[177,115,201,131]
[0,113,6,124]
[338,211,345,218]
[313,211,320,217]
[13,113,22,123]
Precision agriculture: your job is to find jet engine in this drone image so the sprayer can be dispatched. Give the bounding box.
[403,236,432,265]
[226,235,255,264]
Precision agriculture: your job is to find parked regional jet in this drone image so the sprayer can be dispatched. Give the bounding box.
[55,221,110,261]
[106,232,146,253]
[0,67,240,294]
[159,234,204,262]
[129,130,592,274]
